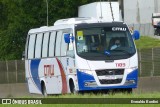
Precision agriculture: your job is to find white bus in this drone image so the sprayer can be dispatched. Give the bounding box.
[25,17,140,95]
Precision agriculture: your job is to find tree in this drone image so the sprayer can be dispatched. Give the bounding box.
[0,0,105,60]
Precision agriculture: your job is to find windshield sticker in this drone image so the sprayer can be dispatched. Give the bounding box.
[77,31,83,40]
[112,27,127,31]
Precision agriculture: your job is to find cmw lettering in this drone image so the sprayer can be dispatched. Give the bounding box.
[112,27,127,31]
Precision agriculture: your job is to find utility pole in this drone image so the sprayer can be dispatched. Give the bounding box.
[45,0,48,26]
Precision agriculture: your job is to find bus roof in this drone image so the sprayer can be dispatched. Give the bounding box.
[28,24,74,34]
[28,18,125,34]
[54,17,98,26]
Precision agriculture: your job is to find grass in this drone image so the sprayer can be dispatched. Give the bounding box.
[135,36,160,49]
[46,92,160,98]
[0,92,160,107]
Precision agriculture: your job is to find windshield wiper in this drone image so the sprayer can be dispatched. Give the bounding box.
[78,52,107,57]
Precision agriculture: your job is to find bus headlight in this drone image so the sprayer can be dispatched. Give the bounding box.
[127,67,138,74]
[84,81,97,87]
[78,69,94,76]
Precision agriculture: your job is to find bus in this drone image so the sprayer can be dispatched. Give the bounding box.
[25,17,140,96]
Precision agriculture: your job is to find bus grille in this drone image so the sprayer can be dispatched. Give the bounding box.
[96,69,124,76]
[95,69,124,84]
[99,79,122,84]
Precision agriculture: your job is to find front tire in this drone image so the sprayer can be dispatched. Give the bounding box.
[123,88,132,94]
[69,79,77,94]
[42,84,48,97]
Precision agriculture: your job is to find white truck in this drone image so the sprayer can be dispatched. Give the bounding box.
[78,2,122,22]
[152,13,160,36]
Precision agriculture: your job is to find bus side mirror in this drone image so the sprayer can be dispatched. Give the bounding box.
[133,30,140,40]
[64,33,74,43]
[64,33,70,43]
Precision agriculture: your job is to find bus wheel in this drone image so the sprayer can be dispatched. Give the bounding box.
[127,88,133,94]
[69,79,77,94]
[123,88,132,94]
[42,83,48,97]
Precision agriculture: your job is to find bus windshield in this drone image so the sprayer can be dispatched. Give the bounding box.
[75,26,136,60]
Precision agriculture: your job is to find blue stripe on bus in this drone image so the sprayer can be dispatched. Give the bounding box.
[77,69,138,91]
[30,59,41,92]
[126,69,138,80]
[77,69,95,90]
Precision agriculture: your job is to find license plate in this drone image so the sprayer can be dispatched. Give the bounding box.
[105,76,117,80]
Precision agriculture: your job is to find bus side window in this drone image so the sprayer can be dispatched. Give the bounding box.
[55,31,63,56]
[68,40,74,51]
[28,34,36,59]
[42,32,50,58]
[35,33,43,59]
[49,31,56,57]
[61,33,69,56]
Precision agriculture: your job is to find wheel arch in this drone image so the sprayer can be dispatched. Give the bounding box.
[40,79,46,94]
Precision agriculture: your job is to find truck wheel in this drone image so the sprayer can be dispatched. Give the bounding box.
[154,31,157,36]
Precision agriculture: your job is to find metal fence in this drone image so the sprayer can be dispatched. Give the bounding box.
[0,48,160,84]
[138,48,160,77]
[0,60,25,84]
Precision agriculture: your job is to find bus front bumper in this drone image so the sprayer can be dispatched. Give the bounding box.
[77,69,138,91]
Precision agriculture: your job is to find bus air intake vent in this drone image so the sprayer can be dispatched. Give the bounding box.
[96,69,124,76]
[95,69,124,84]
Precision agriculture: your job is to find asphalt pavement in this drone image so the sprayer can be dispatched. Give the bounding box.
[150,35,160,39]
